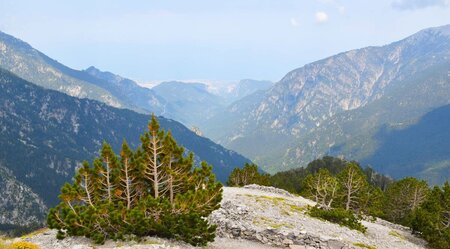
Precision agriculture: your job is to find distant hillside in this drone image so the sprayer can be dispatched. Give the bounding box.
[83,66,166,113]
[364,103,450,184]
[152,81,224,127]
[0,31,127,109]
[0,68,250,227]
[221,79,273,104]
[281,61,450,184]
[204,25,450,184]
[0,31,275,131]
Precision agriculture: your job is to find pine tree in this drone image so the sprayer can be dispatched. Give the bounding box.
[411,181,450,249]
[140,115,166,199]
[162,131,190,206]
[98,143,119,203]
[302,168,339,209]
[75,161,97,207]
[118,141,137,209]
[47,114,222,246]
[226,163,270,187]
[358,185,384,217]
[384,177,428,224]
[337,162,368,211]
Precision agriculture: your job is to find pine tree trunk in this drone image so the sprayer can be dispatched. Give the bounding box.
[106,158,112,202]
[152,133,159,198]
[124,158,131,209]
[84,174,93,206]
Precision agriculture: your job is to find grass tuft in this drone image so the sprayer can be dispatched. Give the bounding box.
[353,242,377,249]
[388,230,405,240]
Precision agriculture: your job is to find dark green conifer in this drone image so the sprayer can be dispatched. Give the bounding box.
[227,163,270,187]
[47,115,222,246]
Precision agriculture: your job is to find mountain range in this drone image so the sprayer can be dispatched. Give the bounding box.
[0,68,250,228]
[203,25,450,184]
[0,31,272,130]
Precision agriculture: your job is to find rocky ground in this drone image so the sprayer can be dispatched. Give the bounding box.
[3,185,427,249]
[209,185,427,249]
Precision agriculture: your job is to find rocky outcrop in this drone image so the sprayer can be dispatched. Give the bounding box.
[210,201,346,249]
[13,186,427,249]
[0,165,47,227]
[243,184,295,198]
[209,186,427,249]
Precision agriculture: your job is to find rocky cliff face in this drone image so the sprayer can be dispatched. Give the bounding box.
[207,25,450,180]
[215,25,450,141]
[0,165,47,227]
[255,25,448,135]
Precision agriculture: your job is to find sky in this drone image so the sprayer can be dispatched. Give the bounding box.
[0,0,449,82]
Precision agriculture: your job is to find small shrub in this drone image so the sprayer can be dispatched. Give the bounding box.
[11,242,41,249]
[308,206,367,233]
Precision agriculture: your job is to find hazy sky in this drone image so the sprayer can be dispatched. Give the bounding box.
[1,0,449,82]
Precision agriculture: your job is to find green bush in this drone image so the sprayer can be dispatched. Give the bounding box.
[47,115,222,246]
[308,206,367,233]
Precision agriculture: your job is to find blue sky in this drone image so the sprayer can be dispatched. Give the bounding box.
[1,0,449,82]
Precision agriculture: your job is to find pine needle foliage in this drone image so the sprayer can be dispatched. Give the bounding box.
[227,163,270,187]
[47,115,223,246]
[308,206,367,233]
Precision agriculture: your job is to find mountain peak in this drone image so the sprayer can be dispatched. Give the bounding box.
[85,65,101,73]
[421,24,450,36]
[0,30,35,52]
[399,24,450,45]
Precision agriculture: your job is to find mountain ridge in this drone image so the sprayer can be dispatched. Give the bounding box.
[204,24,450,183]
[0,68,251,227]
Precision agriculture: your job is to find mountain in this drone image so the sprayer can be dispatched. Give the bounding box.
[152,81,225,127]
[150,79,273,127]
[0,165,47,229]
[206,25,450,183]
[82,66,166,113]
[0,31,274,130]
[365,103,450,184]
[221,79,273,104]
[0,31,127,109]
[0,68,250,228]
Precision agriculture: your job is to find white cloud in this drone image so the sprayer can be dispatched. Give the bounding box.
[290,18,300,27]
[315,11,329,23]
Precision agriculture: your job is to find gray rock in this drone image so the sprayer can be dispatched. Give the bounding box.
[289,245,306,249]
[327,240,345,249]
